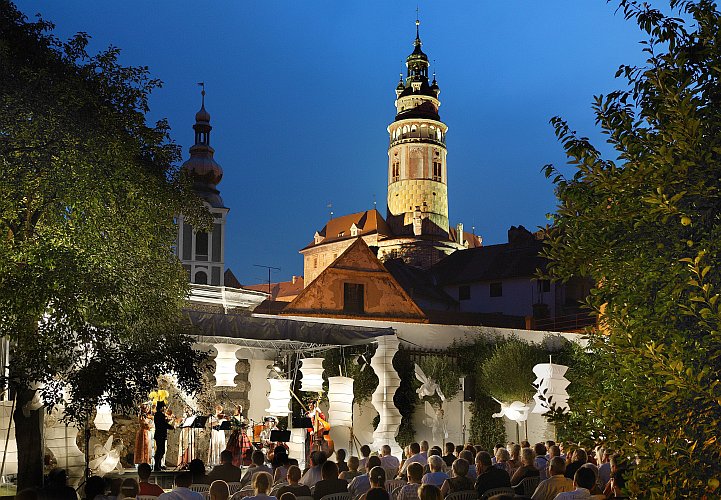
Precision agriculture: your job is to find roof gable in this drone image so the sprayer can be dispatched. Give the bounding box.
[303,209,393,249]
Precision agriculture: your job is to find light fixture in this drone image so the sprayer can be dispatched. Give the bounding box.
[531,360,570,414]
[300,358,325,392]
[327,376,354,428]
[265,378,292,416]
[213,343,238,387]
[492,400,530,423]
[94,402,114,431]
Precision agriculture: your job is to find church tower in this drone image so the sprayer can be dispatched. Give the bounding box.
[177,86,229,286]
[386,20,449,238]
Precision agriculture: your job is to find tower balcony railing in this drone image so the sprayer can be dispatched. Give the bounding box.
[389,137,446,148]
[187,283,268,313]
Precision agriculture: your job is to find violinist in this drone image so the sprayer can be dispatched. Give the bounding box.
[227,404,252,467]
[153,401,174,471]
[208,404,227,465]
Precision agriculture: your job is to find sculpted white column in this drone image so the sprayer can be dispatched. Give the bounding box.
[370,335,402,457]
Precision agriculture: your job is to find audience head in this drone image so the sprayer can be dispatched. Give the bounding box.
[189,458,206,476]
[279,494,297,500]
[420,441,429,453]
[495,447,510,463]
[137,462,152,481]
[219,449,233,465]
[428,455,443,472]
[85,476,107,500]
[475,451,492,471]
[407,462,424,483]
[361,445,371,458]
[493,443,504,453]
[337,448,347,462]
[367,455,381,471]
[120,478,139,499]
[549,445,561,459]
[451,458,469,478]
[418,484,441,500]
[317,451,328,466]
[573,467,596,490]
[209,480,230,500]
[410,442,421,455]
[369,466,386,488]
[572,448,588,464]
[521,447,535,467]
[175,472,193,488]
[455,445,463,455]
[287,465,302,484]
[520,440,530,449]
[459,450,474,465]
[348,456,360,472]
[47,469,69,487]
[549,456,566,476]
[252,450,265,466]
[253,472,273,494]
[381,445,392,456]
[546,440,555,449]
[534,443,547,458]
[510,444,521,461]
[445,442,455,455]
[429,447,441,458]
[321,460,339,480]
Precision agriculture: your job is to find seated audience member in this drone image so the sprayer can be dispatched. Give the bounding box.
[359,445,372,470]
[454,445,463,456]
[439,458,474,497]
[474,451,511,498]
[277,465,312,498]
[554,467,596,500]
[530,457,574,500]
[420,441,429,459]
[491,444,504,465]
[209,480,230,500]
[85,475,108,500]
[208,450,242,483]
[417,484,441,500]
[245,472,277,500]
[564,449,588,480]
[272,446,291,483]
[189,458,209,484]
[44,469,77,500]
[313,461,349,500]
[548,445,561,460]
[120,478,139,499]
[458,450,477,482]
[349,456,382,499]
[493,448,511,475]
[158,472,205,500]
[400,443,427,475]
[397,462,424,500]
[596,448,611,489]
[520,441,530,449]
[441,443,456,468]
[242,450,274,487]
[380,445,400,478]
[366,489,391,500]
[603,454,626,498]
[421,456,448,488]
[340,456,363,482]
[336,448,349,473]
[361,466,388,500]
[533,443,549,481]
[507,444,522,477]
[137,462,164,496]
[299,450,327,487]
[510,447,540,489]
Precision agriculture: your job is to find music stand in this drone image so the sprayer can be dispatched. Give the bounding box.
[270,430,291,442]
[215,420,232,431]
[180,415,210,464]
[292,417,313,428]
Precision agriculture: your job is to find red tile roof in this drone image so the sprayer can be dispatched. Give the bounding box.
[245,276,304,301]
[303,209,393,249]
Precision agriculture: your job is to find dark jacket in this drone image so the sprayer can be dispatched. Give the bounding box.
[208,462,243,483]
[475,466,511,497]
[153,411,173,439]
[313,478,349,500]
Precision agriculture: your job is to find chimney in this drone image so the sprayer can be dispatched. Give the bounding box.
[292,276,297,285]
[456,223,464,246]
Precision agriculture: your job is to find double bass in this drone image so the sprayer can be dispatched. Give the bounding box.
[308,398,334,456]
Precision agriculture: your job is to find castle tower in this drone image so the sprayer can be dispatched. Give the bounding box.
[386,19,449,237]
[177,86,229,286]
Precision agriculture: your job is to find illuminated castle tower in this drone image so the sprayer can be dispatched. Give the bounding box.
[386,19,449,238]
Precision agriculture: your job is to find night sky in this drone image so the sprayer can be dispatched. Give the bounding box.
[14,1,645,285]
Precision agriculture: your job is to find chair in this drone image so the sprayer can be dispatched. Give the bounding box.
[190,485,211,493]
[232,486,255,500]
[391,485,405,500]
[515,476,540,497]
[296,496,315,500]
[385,479,406,494]
[444,491,476,500]
[319,493,351,500]
[480,487,514,499]
[228,482,244,495]
[137,496,158,500]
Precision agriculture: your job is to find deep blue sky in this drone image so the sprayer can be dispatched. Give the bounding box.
[15,1,645,285]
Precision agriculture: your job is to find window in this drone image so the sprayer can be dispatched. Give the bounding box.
[433,161,442,181]
[313,257,318,269]
[194,271,208,285]
[392,160,400,182]
[343,283,365,314]
[459,285,470,300]
[490,282,503,297]
[195,231,208,260]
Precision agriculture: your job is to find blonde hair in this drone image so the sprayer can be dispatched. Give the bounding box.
[253,472,273,494]
[210,480,230,500]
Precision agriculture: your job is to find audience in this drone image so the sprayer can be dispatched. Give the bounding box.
[530,456,574,500]
[400,442,427,475]
[474,451,511,498]
[242,450,275,487]
[85,475,108,500]
[554,467,596,500]
[340,456,363,482]
[510,447,540,488]
[596,448,611,488]
[507,444,522,477]
[458,450,477,482]
[493,448,511,475]
[439,458,474,497]
[279,494,296,500]
[119,478,139,499]
[158,472,204,500]
[564,448,588,480]
[336,448,349,473]
[137,463,164,496]
[397,463,424,500]
[299,451,327,487]
[188,459,209,485]
[312,461,348,500]
[209,480,230,500]
[417,484,441,500]
[349,456,382,499]
[208,450,242,483]
[245,472,276,500]
[421,456,448,487]
[533,443,549,481]
[272,446,291,483]
[359,445,372,470]
[44,469,77,500]
[380,444,400,478]
[441,443,456,468]
[361,467,388,500]
[277,465,312,498]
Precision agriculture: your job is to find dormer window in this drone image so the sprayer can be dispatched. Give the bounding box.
[314,232,323,244]
[350,224,359,237]
[338,231,345,237]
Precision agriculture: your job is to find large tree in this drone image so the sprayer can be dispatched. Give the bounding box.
[543,0,721,497]
[0,1,207,488]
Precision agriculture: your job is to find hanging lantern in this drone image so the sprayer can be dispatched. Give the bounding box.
[214,343,239,387]
[265,378,292,416]
[94,403,113,431]
[300,358,324,392]
[532,361,570,414]
[328,376,354,428]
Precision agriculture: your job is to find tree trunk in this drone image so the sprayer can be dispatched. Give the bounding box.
[14,388,44,490]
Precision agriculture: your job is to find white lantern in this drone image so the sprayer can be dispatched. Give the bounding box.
[265,378,292,416]
[328,376,354,428]
[214,343,239,387]
[370,336,403,457]
[532,362,570,414]
[94,403,113,431]
[300,358,324,392]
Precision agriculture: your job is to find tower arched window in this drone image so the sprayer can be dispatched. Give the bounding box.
[433,160,442,181]
[195,231,209,261]
[392,158,400,182]
[194,271,208,285]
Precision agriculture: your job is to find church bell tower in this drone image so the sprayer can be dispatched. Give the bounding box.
[386,20,449,238]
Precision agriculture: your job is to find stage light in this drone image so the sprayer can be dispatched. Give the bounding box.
[300,357,325,392]
[328,376,354,428]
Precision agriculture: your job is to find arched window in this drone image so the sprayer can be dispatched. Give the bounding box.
[195,231,209,261]
[195,271,208,285]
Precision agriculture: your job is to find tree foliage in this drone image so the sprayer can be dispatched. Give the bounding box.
[480,337,548,404]
[0,1,208,487]
[542,1,721,496]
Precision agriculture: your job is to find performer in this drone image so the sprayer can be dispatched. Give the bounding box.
[208,404,227,466]
[306,399,333,455]
[153,401,174,471]
[227,404,252,467]
[260,416,278,449]
[133,404,152,465]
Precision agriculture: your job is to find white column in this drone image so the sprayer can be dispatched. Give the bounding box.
[370,335,402,457]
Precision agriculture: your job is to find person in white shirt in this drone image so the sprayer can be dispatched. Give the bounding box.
[380,445,400,478]
[158,472,205,500]
[400,443,427,475]
[553,467,596,500]
[532,457,574,500]
[299,450,327,487]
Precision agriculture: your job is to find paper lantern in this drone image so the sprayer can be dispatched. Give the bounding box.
[532,362,570,414]
[214,343,239,387]
[328,376,354,428]
[370,336,402,457]
[300,358,324,392]
[265,378,292,416]
[94,402,113,431]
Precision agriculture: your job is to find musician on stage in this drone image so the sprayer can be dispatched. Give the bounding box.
[153,401,174,471]
[227,404,252,467]
[208,404,227,466]
[260,416,278,448]
[306,399,333,456]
